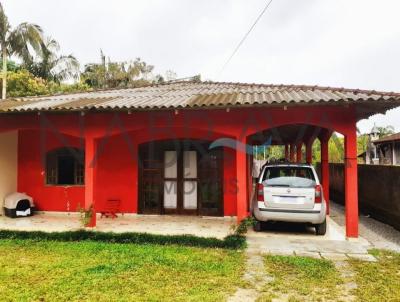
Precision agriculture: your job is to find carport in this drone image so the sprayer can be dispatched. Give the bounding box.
[0,82,399,238]
[230,85,400,238]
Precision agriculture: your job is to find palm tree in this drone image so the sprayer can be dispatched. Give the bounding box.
[0,3,44,99]
[25,36,80,83]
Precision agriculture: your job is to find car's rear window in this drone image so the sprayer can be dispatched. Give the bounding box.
[262,166,316,188]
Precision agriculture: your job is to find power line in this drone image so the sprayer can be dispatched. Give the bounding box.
[216,0,274,79]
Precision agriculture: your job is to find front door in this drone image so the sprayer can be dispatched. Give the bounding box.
[163,150,198,215]
[139,140,223,216]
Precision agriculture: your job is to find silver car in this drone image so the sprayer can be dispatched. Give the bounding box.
[252,163,327,235]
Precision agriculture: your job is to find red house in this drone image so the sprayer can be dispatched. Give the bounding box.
[0,81,399,238]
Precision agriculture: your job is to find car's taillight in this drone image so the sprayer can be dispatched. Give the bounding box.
[315,185,322,203]
[257,183,264,202]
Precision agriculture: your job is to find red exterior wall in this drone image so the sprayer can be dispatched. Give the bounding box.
[18,130,84,212]
[95,134,137,214]
[17,130,238,216]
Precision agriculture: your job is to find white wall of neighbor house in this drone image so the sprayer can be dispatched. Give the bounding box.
[0,131,18,213]
[394,142,400,165]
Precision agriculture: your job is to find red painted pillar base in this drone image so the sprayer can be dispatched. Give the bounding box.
[345,133,359,238]
[289,144,295,162]
[236,137,248,222]
[296,143,303,163]
[85,135,97,228]
[321,138,330,215]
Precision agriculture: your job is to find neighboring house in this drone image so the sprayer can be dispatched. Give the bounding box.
[0,81,400,238]
[365,126,400,165]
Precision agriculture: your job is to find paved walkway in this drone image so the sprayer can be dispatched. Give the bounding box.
[0,213,235,239]
[330,202,400,252]
[228,248,271,302]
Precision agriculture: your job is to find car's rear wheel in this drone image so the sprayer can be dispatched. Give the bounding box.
[315,220,327,236]
[253,221,262,232]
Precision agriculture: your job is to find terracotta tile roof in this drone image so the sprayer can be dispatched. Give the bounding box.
[1,81,400,117]
[374,132,400,143]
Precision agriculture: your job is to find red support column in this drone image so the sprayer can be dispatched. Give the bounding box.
[289,144,295,162]
[320,136,330,215]
[132,140,139,213]
[85,135,97,227]
[344,130,359,238]
[284,144,289,160]
[296,143,303,163]
[306,141,313,164]
[247,152,253,211]
[236,137,248,222]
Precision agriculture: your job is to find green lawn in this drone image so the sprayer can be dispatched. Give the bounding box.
[350,249,400,302]
[257,251,400,302]
[2,235,399,302]
[258,255,343,302]
[0,239,244,302]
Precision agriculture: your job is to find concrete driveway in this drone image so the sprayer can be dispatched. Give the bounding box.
[246,216,374,261]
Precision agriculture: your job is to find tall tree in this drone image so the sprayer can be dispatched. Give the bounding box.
[377,125,395,138]
[81,52,155,89]
[0,3,44,99]
[24,36,80,83]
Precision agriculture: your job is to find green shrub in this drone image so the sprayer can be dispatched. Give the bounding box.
[4,69,92,98]
[0,229,246,249]
[77,204,93,227]
[6,70,49,97]
[231,216,256,236]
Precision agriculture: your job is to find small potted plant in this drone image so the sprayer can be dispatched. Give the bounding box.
[77,204,93,228]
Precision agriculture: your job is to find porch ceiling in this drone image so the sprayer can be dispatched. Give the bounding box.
[249,124,328,145]
[1,81,400,121]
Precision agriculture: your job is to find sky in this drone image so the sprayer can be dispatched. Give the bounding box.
[3,0,400,134]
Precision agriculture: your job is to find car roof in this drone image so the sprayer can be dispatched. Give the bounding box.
[262,162,314,168]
